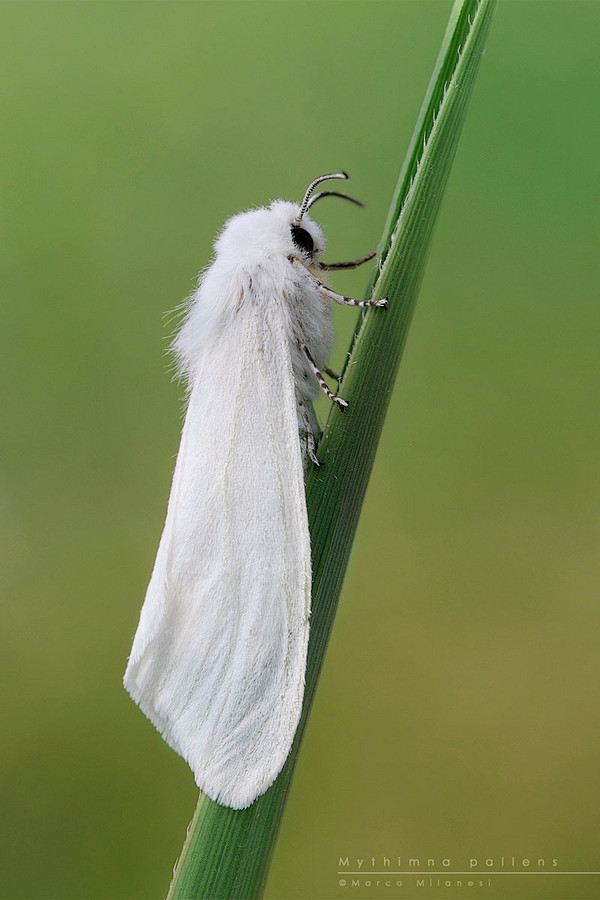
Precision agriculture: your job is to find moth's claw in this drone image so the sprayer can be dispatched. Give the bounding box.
[308,449,321,467]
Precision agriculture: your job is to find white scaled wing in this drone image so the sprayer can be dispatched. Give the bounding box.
[124,281,311,810]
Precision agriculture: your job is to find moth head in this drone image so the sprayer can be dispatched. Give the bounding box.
[215,173,362,266]
[285,172,365,264]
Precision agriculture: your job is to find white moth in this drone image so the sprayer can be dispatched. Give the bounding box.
[124,173,387,809]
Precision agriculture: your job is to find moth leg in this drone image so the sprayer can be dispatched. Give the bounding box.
[324,366,341,383]
[320,250,377,271]
[301,344,348,412]
[288,253,387,308]
[317,279,388,309]
[297,393,320,467]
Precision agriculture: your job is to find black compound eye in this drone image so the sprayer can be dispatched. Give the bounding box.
[291,225,314,255]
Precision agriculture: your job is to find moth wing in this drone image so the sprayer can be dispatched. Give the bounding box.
[124,283,311,810]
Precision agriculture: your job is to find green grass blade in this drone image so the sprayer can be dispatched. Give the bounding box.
[167,2,495,898]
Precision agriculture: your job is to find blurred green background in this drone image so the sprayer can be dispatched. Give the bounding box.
[1,2,599,899]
